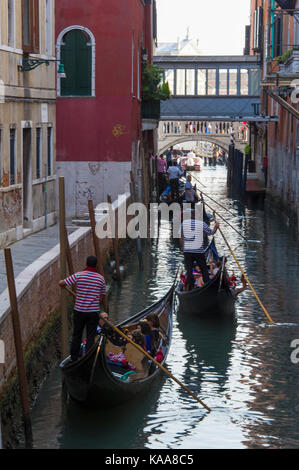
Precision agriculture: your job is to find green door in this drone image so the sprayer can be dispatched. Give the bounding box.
[61,29,92,96]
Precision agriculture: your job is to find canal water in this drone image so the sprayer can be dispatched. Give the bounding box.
[29,166,299,449]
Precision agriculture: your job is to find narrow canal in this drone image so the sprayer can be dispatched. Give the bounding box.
[29,166,299,449]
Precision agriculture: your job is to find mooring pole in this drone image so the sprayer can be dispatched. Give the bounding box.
[88,199,108,311]
[59,177,68,361]
[4,248,33,449]
[88,199,104,276]
[130,172,143,271]
[107,194,121,280]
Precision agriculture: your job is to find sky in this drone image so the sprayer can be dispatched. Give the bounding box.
[156,0,251,55]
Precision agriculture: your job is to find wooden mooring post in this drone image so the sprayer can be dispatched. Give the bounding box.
[107,194,121,280]
[88,199,108,311]
[59,177,68,361]
[4,248,33,449]
[130,171,143,271]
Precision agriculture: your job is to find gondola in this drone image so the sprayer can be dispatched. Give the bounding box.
[59,283,175,408]
[176,241,235,317]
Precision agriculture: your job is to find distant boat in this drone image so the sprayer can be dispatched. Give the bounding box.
[176,241,235,317]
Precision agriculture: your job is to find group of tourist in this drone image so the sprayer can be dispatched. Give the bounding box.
[154,147,200,203]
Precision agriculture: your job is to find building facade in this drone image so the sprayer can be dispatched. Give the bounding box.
[249,0,299,229]
[55,0,157,218]
[0,0,57,248]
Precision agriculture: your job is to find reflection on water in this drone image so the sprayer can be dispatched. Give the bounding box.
[29,166,299,449]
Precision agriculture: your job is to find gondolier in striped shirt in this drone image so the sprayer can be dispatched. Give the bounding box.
[179,209,220,290]
[59,255,106,361]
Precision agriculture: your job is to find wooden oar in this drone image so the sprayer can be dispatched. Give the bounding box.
[218,227,274,324]
[202,198,247,241]
[103,319,211,412]
[187,172,236,217]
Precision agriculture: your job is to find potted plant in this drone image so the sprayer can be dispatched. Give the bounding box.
[142,63,171,102]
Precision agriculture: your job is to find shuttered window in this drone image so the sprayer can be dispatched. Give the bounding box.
[61,30,92,96]
[22,0,39,53]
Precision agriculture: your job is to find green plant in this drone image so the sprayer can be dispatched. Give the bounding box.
[244,145,251,155]
[276,48,293,65]
[142,63,171,101]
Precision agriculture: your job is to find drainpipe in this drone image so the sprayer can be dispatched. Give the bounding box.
[44,164,47,229]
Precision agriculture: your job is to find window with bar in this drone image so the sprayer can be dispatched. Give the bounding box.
[164,69,174,94]
[47,127,52,176]
[36,128,41,179]
[186,69,195,95]
[229,69,238,95]
[197,69,206,95]
[219,69,228,95]
[22,0,40,53]
[240,69,249,95]
[176,69,185,95]
[207,69,216,95]
[10,128,16,185]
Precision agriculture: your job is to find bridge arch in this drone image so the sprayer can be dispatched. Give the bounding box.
[158,136,230,155]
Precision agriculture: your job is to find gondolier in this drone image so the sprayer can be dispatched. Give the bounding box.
[179,209,220,290]
[59,255,106,362]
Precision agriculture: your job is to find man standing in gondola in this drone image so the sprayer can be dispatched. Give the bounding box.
[59,255,106,361]
[179,209,220,290]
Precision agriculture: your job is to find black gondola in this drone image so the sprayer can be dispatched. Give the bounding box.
[60,283,175,408]
[176,241,235,317]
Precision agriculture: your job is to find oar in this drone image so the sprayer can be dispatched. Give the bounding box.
[217,227,274,324]
[203,198,247,241]
[188,172,236,217]
[103,318,211,412]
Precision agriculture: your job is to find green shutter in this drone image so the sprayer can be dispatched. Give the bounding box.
[61,30,92,96]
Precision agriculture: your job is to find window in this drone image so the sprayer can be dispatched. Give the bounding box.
[207,69,216,95]
[47,127,52,176]
[164,69,174,94]
[36,128,41,179]
[45,0,53,56]
[22,0,40,53]
[249,69,260,96]
[229,69,238,95]
[61,29,92,96]
[197,69,206,95]
[186,69,195,95]
[240,69,249,95]
[176,69,185,95]
[219,69,228,95]
[8,0,15,47]
[10,128,16,185]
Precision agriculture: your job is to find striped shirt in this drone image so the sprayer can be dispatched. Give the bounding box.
[64,269,106,313]
[179,219,213,253]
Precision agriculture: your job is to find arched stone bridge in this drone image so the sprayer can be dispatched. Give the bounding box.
[158,121,248,155]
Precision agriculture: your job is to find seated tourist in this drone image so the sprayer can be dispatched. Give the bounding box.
[136,321,156,356]
[193,265,204,288]
[97,311,109,334]
[145,313,161,343]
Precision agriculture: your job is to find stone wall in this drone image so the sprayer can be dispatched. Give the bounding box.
[0,192,131,395]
